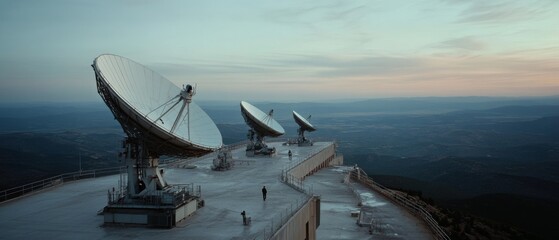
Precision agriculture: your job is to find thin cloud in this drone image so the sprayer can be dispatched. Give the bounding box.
[446,0,555,24]
[267,51,559,95]
[151,60,297,77]
[314,57,424,78]
[265,1,369,28]
[322,5,368,23]
[159,52,559,96]
[277,55,413,79]
[436,36,486,51]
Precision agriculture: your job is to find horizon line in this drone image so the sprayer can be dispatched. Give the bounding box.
[1,94,559,107]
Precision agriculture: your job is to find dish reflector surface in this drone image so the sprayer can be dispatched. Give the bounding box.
[293,111,316,132]
[93,54,222,151]
[240,101,284,137]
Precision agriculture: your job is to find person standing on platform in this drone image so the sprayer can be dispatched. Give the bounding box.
[241,210,247,225]
[262,186,267,201]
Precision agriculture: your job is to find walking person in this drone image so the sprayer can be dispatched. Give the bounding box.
[262,186,267,201]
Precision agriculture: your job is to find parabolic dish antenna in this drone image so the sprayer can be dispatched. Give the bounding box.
[241,101,285,137]
[293,111,316,132]
[92,54,222,216]
[93,54,222,156]
[293,110,316,146]
[240,101,284,156]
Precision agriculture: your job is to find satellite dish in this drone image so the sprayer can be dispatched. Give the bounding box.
[293,111,316,132]
[240,101,285,137]
[240,101,284,156]
[92,54,222,199]
[293,111,316,146]
[93,54,222,156]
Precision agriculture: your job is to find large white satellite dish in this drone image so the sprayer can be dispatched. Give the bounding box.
[93,54,222,156]
[92,54,222,206]
[240,101,284,156]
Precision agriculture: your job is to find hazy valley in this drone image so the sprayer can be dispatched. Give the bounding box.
[1,96,558,239]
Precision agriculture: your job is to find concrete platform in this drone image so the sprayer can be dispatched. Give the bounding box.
[0,142,328,239]
[307,166,433,240]
[0,142,433,239]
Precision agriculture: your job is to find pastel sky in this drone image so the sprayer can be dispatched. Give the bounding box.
[1,0,558,102]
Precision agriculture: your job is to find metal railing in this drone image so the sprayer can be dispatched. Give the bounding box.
[280,170,313,194]
[282,148,323,175]
[260,142,336,239]
[1,166,125,203]
[161,140,248,166]
[279,144,330,194]
[223,140,249,151]
[349,167,451,240]
[267,137,337,144]
[263,141,343,239]
[107,183,201,207]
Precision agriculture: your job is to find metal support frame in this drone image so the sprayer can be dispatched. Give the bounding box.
[245,130,276,156]
[297,127,313,146]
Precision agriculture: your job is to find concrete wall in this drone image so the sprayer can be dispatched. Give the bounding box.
[175,200,197,224]
[270,196,319,240]
[331,154,344,166]
[105,212,148,225]
[273,142,342,240]
[289,144,337,180]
